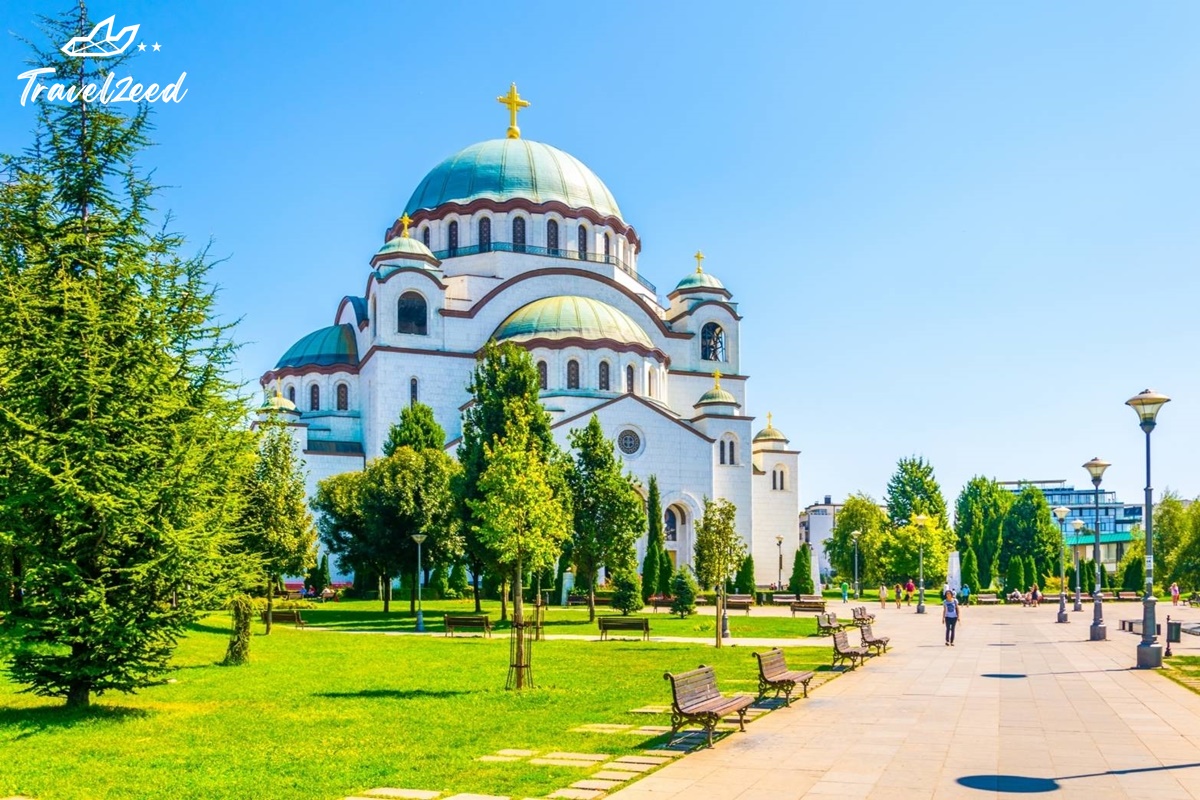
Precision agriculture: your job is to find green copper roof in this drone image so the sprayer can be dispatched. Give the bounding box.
[276,324,359,370]
[674,270,726,292]
[696,386,738,406]
[753,424,788,442]
[404,139,622,220]
[375,235,438,263]
[493,296,652,348]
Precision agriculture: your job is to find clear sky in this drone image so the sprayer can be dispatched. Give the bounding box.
[3,1,1198,511]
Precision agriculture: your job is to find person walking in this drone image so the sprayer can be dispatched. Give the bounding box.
[1171,582,1180,606]
[894,583,902,609]
[905,578,915,606]
[879,583,888,608]
[943,589,960,646]
[840,579,849,604]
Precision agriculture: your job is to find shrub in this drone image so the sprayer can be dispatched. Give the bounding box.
[449,562,470,598]
[670,568,698,618]
[734,555,755,595]
[789,545,814,595]
[429,563,452,599]
[1122,559,1142,592]
[222,594,255,666]
[1005,557,1025,593]
[1026,555,1040,588]
[610,570,642,615]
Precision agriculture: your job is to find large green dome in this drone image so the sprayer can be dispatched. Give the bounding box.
[404,139,622,220]
[493,296,652,349]
[276,324,359,370]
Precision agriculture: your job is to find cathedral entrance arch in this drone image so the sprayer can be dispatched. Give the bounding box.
[662,499,697,570]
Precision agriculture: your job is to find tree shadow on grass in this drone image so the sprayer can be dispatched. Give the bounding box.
[0,704,149,739]
[314,688,469,701]
[186,620,232,636]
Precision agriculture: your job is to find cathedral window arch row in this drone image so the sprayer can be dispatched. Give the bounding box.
[285,384,296,404]
[771,465,787,491]
[718,434,738,466]
[335,382,349,411]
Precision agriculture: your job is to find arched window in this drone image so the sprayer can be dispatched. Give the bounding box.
[547,219,559,255]
[777,467,786,491]
[772,470,777,490]
[513,217,526,252]
[537,361,547,390]
[286,385,295,403]
[410,377,418,405]
[599,361,610,391]
[626,365,634,394]
[478,217,491,252]
[397,292,428,335]
[726,438,736,465]
[701,323,727,362]
[448,220,459,257]
[603,233,611,262]
[309,384,320,412]
[336,383,348,411]
[665,508,678,542]
[577,225,588,260]
[648,370,655,398]
[719,440,726,465]
[567,359,580,390]
[421,226,430,247]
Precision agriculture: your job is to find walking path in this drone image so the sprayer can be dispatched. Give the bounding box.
[606,599,1200,800]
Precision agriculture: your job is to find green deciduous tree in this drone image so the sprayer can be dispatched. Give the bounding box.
[468,412,571,689]
[670,568,698,618]
[243,421,317,635]
[1154,493,1200,587]
[826,494,888,587]
[641,475,663,603]
[999,486,1058,583]
[881,519,955,587]
[383,402,445,455]
[960,546,980,595]
[885,456,948,528]
[567,416,645,621]
[954,477,1012,588]
[0,10,254,706]
[790,545,815,595]
[693,498,745,648]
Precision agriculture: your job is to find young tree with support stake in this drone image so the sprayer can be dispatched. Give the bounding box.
[693,498,745,649]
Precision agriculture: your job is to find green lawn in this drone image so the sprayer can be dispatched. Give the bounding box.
[1164,655,1200,696]
[301,598,827,638]
[0,614,835,800]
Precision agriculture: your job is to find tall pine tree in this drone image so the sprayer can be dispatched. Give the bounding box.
[641,476,663,603]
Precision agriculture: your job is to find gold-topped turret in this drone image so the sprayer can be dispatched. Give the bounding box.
[712,370,721,390]
[694,250,705,273]
[497,83,530,139]
[399,212,413,238]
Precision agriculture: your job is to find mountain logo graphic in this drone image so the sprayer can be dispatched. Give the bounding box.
[60,15,140,58]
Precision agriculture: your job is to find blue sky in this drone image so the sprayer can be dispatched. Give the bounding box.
[3,1,1198,510]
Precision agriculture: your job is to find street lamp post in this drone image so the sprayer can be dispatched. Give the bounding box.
[1083,458,1110,641]
[1127,389,1170,669]
[776,534,784,590]
[851,530,861,599]
[1053,506,1070,623]
[914,514,929,614]
[1072,519,1084,612]
[411,534,427,633]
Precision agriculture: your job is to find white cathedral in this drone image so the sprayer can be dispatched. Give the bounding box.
[259,86,804,587]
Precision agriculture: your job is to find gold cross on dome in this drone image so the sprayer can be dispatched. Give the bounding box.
[497,83,530,139]
[694,250,705,273]
[767,411,773,428]
[399,213,413,238]
[712,370,722,390]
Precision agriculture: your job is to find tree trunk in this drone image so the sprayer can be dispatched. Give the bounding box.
[382,575,391,614]
[265,575,275,635]
[513,559,526,689]
[66,682,90,709]
[588,581,596,623]
[500,578,508,622]
[410,573,417,614]
[10,553,22,608]
[715,586,723,649]
[472,569,482,613]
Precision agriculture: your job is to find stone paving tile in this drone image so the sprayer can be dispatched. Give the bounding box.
[360,791,442,799]
[614,755,671,765]
[592,770,641,781]
[546,790,603,800]
[569,779,623,790]
[529,758,606,768]
[543,752,609,762]
[605,761,655,773]
[443,795,510,800]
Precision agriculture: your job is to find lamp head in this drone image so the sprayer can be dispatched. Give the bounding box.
[1053,505,1070,522]
[411,534,427,544]
[851,529,861,541]
[1072,518,1085,532]
[775,534,784,546]
[913,513,929,527]
[1126,389,1170,433]
[1082,457,1110,486]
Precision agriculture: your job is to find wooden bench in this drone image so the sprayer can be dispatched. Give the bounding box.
[771,593,797,605]
[815,613,845,636]
[725,594,754,614]
[1094,591,1114,601]
[754,647,814,705]
[975,593,1000,605]
[444,614,492,637]
[859,622,890,654]
[262,609,306,627]
[851,606,875,627]
[598,616,649,641]
[663,665,754,748]
[650,595,673,612]
[832,629,869,670]
[1117,592,1141,601]
[568,595,612,607]
[790,598,827,615]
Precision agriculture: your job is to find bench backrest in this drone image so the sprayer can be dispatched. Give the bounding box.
[852,606,866,619]
[833,630,854,652]
[664,665,720,709]
[445,615,488,625]
[799,595,823,603]
[861,622,874,639]
[755,648,788,678]
[773,594,797,602]
[977,593,997,600]
[727,594,753,602]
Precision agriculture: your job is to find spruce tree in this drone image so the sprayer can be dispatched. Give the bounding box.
[658,548,674,598]
[790,545,814,595]
[1026,554,1040,588]
[1006,557,1026,593]
[383,402,445,455]
[1122,559,1142,592]
[641,476,663,603]
[610,569,642,615]
[669,568,698,618]
[735,555,756,595]
[960,546,981,594]
[0,9,253,707]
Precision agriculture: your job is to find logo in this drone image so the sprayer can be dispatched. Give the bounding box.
[60,15,140,58]
[18,15,185,106]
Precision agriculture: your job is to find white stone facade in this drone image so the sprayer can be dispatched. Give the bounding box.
[257,122,800,587]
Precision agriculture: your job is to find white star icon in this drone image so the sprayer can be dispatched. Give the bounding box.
[152,42,161,52]
[137,42,146,51]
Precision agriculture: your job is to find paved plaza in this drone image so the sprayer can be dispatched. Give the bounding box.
[607,598,1200,800]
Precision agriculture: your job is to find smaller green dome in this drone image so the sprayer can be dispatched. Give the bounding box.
[696,386,738,406]
[258,390,297,414]
[753,414,788,443]
[374,235,438,265]
[276,324,359,370]
[494,296,653,349]
[674,268,725,293]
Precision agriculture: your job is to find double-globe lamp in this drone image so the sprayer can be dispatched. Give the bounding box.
[1126,389,1170,669]
[1082,457,1110,641]
[1053,505,1070,623]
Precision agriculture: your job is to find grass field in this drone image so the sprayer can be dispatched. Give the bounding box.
[301,598,826,638]
[0,614,835,800]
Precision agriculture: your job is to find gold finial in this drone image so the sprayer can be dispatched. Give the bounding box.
[767,411,773,428]
[712,370,721,390]
[497,83,530,139]
[694,250,704,273]
[274,376,283,397]
[400,213,413,238]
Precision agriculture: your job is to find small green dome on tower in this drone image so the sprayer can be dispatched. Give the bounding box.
[753,412,789,443]
[695,371,739,408]
[276,324,359,370]
[493,296,653,349]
